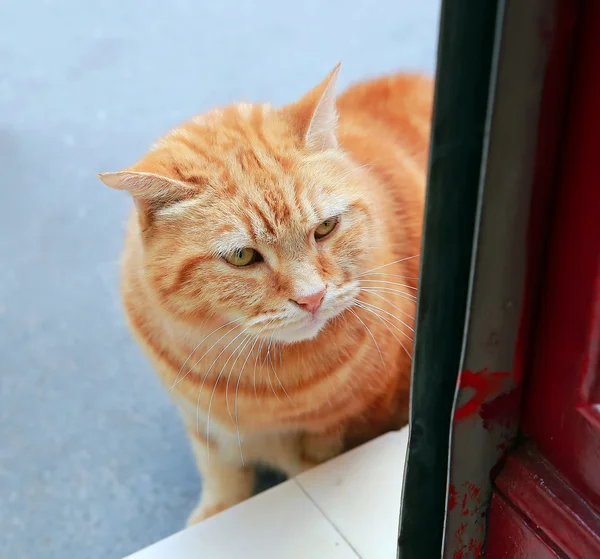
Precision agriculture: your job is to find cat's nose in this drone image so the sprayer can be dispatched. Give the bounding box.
[292,289,326,314]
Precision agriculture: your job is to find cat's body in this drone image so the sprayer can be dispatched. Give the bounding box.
[100,67,432,524]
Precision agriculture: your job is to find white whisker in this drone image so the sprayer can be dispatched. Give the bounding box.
[267,336,294,404]
[204,332,252,461]
[358,254,420,277]
[193,324,253,451]
[361,290,417,305]
[358,298,415,334]
[172,318,244,389]
[360,288,417,316]
[253,336,268,401]
[225,334,256,421]
[348,308,385,367]
[358,272,419,281]
[265,334,279,400]
[354,301,412,360]
[360,286,418,302]
[358,279,418,291]
[234,321,274,463]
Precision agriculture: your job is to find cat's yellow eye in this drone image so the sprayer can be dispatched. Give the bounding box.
[225,248,262,267]
[314,217,338,240]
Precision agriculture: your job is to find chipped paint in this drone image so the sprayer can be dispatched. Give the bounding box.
[481,386,522,431]
[450,480,486,557]
[454,369,511,421]
[448,484,458,510]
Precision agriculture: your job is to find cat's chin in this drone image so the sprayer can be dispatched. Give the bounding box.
[274,315,331,344]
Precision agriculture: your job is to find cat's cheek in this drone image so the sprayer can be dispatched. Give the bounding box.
[314,251,335,278]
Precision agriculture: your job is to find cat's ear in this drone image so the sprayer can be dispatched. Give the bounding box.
[98,171,193,229]
[97,171,191,201]
[283,63,341,152]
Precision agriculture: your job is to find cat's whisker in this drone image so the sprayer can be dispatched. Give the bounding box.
[253,336,268,401]
[234,321,274,463]
[262,337,270,370]
[354,301,414,341]
[172,319,244,390]
[358,298,415,334]
[278,341,283,368]
[172,319,237,390]
[226,333,260,466]
[358,272,419,281]
[353,300,411,358]
[358,279,419,291]
[348,308,386,367]
[267,336,294,405]
[353,301,412,360]
[360,288,417,317]
[225,333,256,422]
[357,254,420,277]
[205,332,253,462]
[194,324,253,449]
[188,316,275,393]
[360,288,417,305]
[265,334,279,400]
[360,286,418,301]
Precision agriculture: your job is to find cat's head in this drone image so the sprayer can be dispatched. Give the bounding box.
[99,65,381,343]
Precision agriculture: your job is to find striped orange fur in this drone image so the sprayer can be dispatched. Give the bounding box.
[99,65,433,524]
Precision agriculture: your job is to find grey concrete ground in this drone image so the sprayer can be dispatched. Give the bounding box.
[0,1,439,557]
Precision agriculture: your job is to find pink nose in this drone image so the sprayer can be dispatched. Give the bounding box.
[292,289,325,314]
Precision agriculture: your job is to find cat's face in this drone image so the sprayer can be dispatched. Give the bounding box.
[101,66,380,343]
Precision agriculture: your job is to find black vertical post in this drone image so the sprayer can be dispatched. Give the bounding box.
[398,1,501,557]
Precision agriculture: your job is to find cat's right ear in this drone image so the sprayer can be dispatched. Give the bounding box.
[97,171,193,229]
[97,171,191,201]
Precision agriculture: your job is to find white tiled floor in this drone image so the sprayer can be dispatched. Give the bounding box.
[127,427,409,559]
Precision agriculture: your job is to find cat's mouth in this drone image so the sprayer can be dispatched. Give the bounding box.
[275,313,331,343]
[273,289,358,344]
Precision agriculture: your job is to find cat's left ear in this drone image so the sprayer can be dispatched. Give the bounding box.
[282,63,341,152]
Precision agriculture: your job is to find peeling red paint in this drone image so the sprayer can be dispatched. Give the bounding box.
[449,484,458,510]
[452,522,468,559]
[455,369,511,420]
[452,517,484,559]
[462,493,469,516]
[459,481,482,517]
[456,521,467,543]
[465,481,481,500]
[481,386,522,430]
[469,537,483,557]
[451,482,485,557]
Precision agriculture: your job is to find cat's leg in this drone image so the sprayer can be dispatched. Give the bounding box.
[186,430,255,526]
[246,432,314,477]
[253,430,343,477]
[301,426,345,464]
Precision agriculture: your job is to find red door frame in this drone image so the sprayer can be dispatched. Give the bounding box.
[521,0,600,508]
[487,0,600,556]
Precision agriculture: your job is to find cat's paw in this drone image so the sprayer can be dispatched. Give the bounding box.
[186,502,229,526]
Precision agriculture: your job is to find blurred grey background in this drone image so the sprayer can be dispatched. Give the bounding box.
[0,1,440,557]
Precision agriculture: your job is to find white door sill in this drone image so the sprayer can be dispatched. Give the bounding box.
[126,427,408,559]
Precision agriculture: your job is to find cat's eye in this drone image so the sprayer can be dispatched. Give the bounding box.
[225,248,263,267]
[314,217,338,240]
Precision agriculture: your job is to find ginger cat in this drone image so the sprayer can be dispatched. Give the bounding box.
[99,65,432,525]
